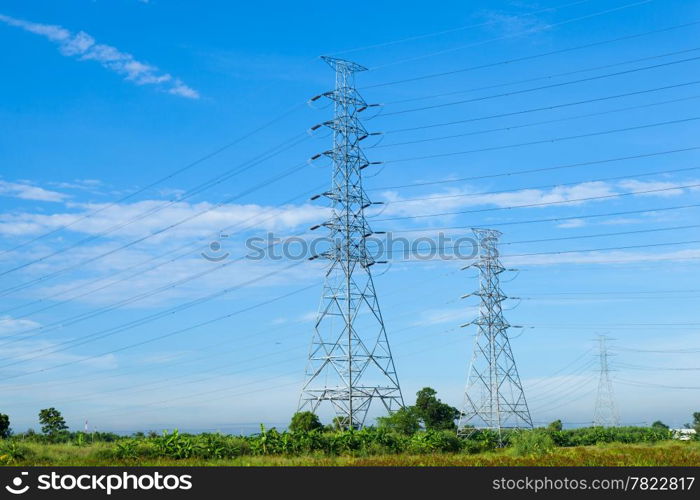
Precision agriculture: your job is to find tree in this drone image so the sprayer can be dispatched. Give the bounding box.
[547,419,563,432]
[693,412,700,433]
[289,411,323,433]
[377,407,421,435]
[39,408,68,436]
[651,420,669,430]
[414,387,460,431]
[0,413,10,439]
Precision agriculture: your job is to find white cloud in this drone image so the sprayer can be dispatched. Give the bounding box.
[505,248,700,267]
[557,218,586,229]
[0,13,199,99]
[0,316,41,336]
[411,307,475,327]
[0,199,324,240]
[0,180,68,202]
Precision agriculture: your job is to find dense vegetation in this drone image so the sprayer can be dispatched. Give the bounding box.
[0,394,698,466]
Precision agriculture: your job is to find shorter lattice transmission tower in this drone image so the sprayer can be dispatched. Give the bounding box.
[458,228,533,437]
[593,334,620,426]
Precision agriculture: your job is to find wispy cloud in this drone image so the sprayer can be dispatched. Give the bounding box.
[0,180,68,202]
[0,13,199,99]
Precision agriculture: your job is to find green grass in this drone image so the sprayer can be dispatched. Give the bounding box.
[2,441,698,466]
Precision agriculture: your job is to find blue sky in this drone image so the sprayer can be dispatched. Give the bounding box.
[1,0,699,433]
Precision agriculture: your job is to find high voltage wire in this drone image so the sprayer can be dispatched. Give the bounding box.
[0,262,311,378]
[533,387,598,414]
[378,55,700,117]
[0,183,325,324]
[381,165,700,206]
[0,160,311,297]
[376,182,700,222]
[64,326,463,420]
[0,232,313,353]
[7,301,462,409]
[0,253,462,377]
[329,0,595,57]
[364,13,695,87]
[391,203,700,234]
[0,133,309,278]
[371,146,700,190]
[366,0,655,71]
[0,269,460,396]
[382,116,700,164]
[382,46,700,106]
[381,81,700,135]
[0,103,307,259]
[616,379,700,390]
[503,240,700,258]
[374,94,700,149]
[526,349,594,388]
[617,362,700,371]
[367,225,700,256]
[524,289,700,296]
[500,225,700,246]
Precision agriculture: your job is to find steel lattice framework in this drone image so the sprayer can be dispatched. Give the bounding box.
[299,56,403,429]
[593,335,620,426]
[458,228,533,436]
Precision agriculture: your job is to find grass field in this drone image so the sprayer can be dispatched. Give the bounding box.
[2,441,699,466]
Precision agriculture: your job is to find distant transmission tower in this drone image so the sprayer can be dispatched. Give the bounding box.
[593,334,619,426]
[458,228,533,437]
[299,56,403,429]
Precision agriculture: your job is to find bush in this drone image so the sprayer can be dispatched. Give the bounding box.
[289,412,323,433]
[549,426,671,447]
[0,441,32,464]
[377,407,421,436]
[510,430,555,456]
[0,414,10,439]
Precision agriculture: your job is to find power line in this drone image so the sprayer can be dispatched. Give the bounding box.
[380,165,700,206]
[364,13,696,87]
[0,183,324,328]
[0,159,311,297]
[370,146,700,190]
[366,0,655,72]
[382,116,700,164]
[0,133,308,278]
[379,55,700,117]
[390,203,700,233]
[376,182,700,222]
[0,263,312,379]
[381,81,700,135]
[503,240,700,259]
[616,378,700,390]
[500,225,700,246]
[374,94,700,149]
[329,0,595,57]
[0,103,306,259]
[383,46,700,106]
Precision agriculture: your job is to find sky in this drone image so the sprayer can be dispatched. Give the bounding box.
[0,0,699,434]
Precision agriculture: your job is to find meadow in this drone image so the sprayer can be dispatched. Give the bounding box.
[1,426,698,466]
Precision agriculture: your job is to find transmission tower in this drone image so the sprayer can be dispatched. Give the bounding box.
[458,228,533,437]
[298,56,403,429]
[593,334,619,426]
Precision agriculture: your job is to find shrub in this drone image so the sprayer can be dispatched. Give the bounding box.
[510,430,555,456]
[0,441,32,464]
[377,407,421,436]
[289,412,323,433]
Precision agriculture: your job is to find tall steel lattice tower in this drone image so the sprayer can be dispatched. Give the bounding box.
[299,56,403,429]
[593,335,619,426]
[458,228,533,436]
